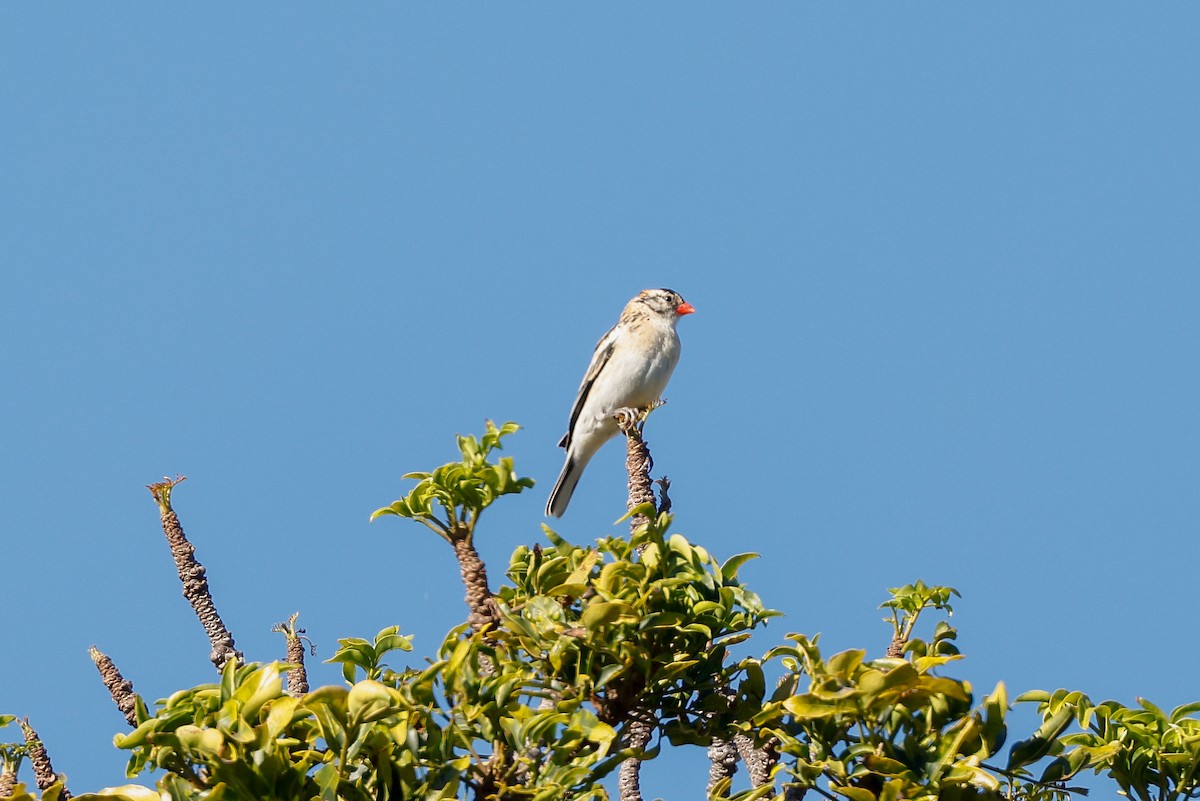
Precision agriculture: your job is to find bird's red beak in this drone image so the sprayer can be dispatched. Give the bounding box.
[676,301,696,316]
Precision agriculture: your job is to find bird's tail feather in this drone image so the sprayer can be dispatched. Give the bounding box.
[546,456,582,518]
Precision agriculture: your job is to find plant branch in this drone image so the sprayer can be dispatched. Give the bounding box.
[450,529,501,634]
[707,736,739,796]
[0,763,16,799]
[617,709,657,801]
[273,612,311,696]
[147,476,243,671]
[614,405,660,534]
[735,732,777,793]
[88,646,139,727]
[19,719,69,799]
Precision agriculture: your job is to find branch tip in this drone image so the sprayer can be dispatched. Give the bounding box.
[147,475,187,511]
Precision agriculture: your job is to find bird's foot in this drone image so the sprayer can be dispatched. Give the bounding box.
[612,406,643,434]
[612,399,667,435]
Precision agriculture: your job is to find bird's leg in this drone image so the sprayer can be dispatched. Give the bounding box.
[612,407,642,436]
[612,399,667,438]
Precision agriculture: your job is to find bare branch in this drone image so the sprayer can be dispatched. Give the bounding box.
[19,719,69,799]
[735,732,777,794]
[272,613,311,696]
[707,736,739,796]
[450,530,501,635]
[614,406,659,534]
[617,710,657,801]
[613,403,669,801]
[0,764,16,799]
[147,476,243,671]
[88,646,139,727]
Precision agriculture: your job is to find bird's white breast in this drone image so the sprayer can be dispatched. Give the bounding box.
[583,320,681,425]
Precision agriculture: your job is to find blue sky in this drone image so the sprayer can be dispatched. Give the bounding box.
[2,4,1198,798]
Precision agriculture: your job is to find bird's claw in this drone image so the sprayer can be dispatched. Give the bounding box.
[612,407,642,431]
[612,399,667,434]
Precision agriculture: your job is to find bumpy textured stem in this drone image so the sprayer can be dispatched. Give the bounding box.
[148,478,242,671]
[20,720,69,798]
[0,765,16,798]
[450,530,500,678]
[707,737,740,795]
[704,682,738,797]
[886,636,906,658]
[451,533,500,633]
[614,407,662,801]
[273,614,310,696]
[735,732,777,793]
[284,630,309,696]
[616,411,656,534]
[89,646,138,726]
[617,710,657,801]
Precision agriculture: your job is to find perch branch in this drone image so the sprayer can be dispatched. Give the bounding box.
[147,476,243,671]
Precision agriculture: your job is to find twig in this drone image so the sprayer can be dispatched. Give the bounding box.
[707,736,739,796]
[0,763,16,799]
[735,732,777,793]
[617,709,657,801]
[614,405,659,534]
[450,530,501,635]
[613,402,668,801]
[147,476,243,671]
[19,719,69,798]
[272,613,312,696]
[88,646,139,726]
[433,525,501,680]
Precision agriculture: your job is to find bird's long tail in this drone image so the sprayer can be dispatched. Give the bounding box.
[546,454,586,518]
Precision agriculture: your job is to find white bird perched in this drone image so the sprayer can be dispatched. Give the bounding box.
[546,288,696,518]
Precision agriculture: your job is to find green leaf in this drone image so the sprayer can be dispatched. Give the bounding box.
[374,627,414,655]
[1137,696,1168,720]
[879,663,918,690]
[76,785,162,801]
[1007,705,1074,770]
[1039,746,1091,783]
[234,663,283,719]
[580,601,637,630]
[348,680,399,725]
[587,721,617,753]
[832,785,877,801]
[314,762,340,801]
[827,649,866,678]
[863,754,909,776]
[595,663,626,688]
[264,696,300,738]
[783,695,839,720]
[1171,700,1200,722]
[719,552,759,581]
[176,725,224,756]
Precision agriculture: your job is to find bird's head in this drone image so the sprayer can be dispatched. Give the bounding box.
[637,288,696,318]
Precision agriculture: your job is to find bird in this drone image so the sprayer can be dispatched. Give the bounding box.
[546,288,695,518]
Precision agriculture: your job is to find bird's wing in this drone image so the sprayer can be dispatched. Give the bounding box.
[559,324,619,449]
